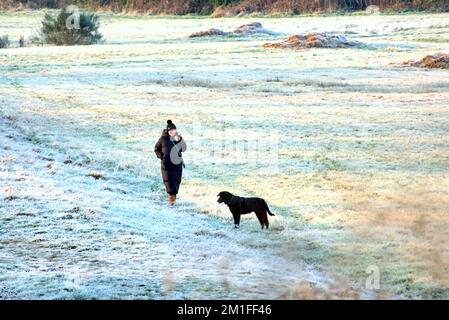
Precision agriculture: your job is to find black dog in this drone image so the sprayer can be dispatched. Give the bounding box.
[217,191,275,229]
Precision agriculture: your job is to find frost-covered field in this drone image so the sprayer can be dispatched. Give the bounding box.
[1,11,449,299]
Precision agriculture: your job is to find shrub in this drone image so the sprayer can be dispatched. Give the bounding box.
[41,7,102,46]
[0,35,11,49]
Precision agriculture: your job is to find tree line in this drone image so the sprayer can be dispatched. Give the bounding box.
[2,0,448,14]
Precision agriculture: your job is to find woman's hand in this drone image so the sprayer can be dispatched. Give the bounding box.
[174,134,181,142]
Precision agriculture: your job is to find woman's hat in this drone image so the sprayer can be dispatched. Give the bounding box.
[167,119,176,131]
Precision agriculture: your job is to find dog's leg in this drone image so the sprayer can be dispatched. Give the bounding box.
[232,212,241,228]
[264,214,269,229]
[255,212,265,229]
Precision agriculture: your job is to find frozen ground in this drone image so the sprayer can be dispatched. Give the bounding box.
[1,11,449,299]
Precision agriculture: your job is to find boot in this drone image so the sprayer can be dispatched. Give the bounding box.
[169,195,176,206]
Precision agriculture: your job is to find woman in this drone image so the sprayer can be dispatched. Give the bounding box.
[154,120,186,206]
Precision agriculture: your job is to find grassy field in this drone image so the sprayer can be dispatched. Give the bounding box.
[1,10,449,299]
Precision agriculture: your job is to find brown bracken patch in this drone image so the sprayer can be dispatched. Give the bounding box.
[401,53,449,69]
[262,33,363,49]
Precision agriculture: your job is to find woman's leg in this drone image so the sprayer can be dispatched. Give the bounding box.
[165,181,178,205]
[164,180,176,195]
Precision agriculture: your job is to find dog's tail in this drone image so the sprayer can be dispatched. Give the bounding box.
[265,200,275,216]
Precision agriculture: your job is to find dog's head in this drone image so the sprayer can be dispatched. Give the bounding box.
[217,191,233,204]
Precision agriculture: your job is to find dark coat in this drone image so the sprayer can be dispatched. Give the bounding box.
[154,130,185,195]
